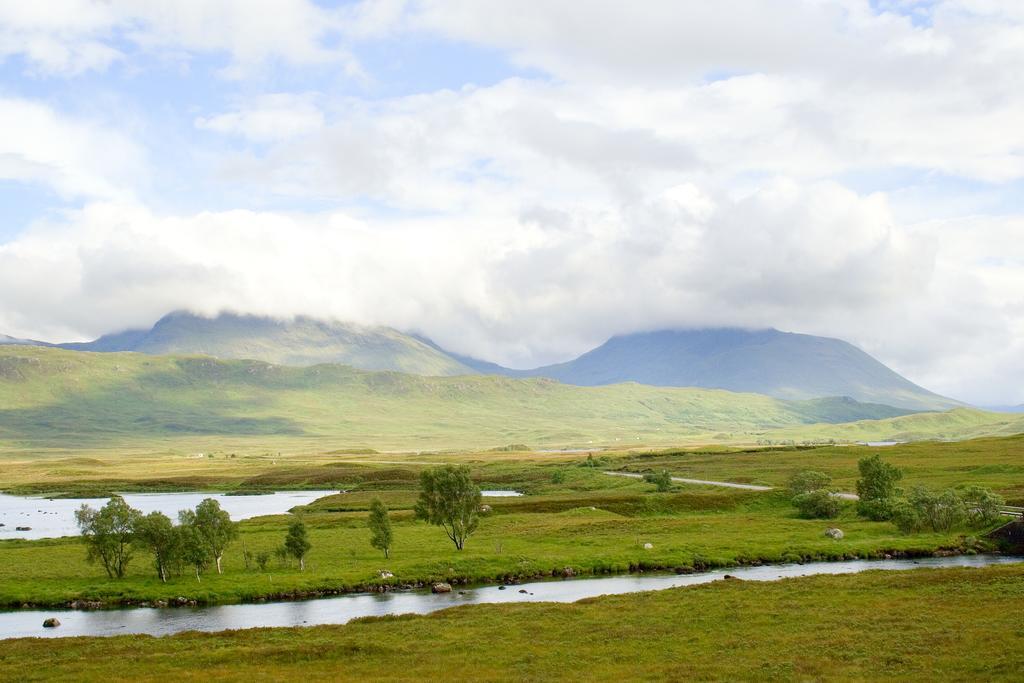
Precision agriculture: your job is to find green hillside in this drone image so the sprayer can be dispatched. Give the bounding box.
[1,346,1018,451]
[58,311,474,376]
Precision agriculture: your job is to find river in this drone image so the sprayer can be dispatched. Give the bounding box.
[1,554,1018,640]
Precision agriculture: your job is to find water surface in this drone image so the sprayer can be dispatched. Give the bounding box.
[0,491,337,540]
[1,554,1017,640]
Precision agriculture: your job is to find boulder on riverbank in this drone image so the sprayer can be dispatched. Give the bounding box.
[825,527,844,539]
[431,582,452,594]
[42,618,60,628]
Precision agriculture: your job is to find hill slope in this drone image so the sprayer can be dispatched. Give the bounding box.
[0,346,952,451]
[56,312,475,376]
[457,328,959,412]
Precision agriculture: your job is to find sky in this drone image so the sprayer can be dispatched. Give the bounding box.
[0,0,1022,405]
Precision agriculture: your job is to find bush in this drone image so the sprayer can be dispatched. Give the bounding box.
[894,485,1004,534]
[788,470,832,496]
[858,497,901,522]
[962,485,1005,526]
[893,487,967,533]
[643,470,673,493]
[792,489,841,519]
[856,455,903,520]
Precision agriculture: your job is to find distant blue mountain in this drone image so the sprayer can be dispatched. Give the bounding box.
[445,328,962,412]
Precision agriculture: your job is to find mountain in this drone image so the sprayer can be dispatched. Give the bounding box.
[0,346,966,451]
[980,404,1024,414]
[0,334,49,346]
[5,315,961,411]
[55,312,475,376]
[450,328,961,412]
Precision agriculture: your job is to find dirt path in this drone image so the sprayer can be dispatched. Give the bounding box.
[604,471,860,499]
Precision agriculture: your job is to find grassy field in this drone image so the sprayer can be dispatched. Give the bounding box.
[3,346,1022,453]
[4,434,1022,608]
[2,563,1022,681]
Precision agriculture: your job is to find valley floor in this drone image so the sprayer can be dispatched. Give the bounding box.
[2,563,1023,681]
[1,436,1022,609]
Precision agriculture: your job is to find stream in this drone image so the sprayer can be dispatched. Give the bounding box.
[1,554,1018,640]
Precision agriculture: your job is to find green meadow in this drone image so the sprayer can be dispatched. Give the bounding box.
[2,436,1022,609]
[2,563,1023,681]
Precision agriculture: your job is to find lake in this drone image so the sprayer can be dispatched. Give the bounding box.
[0,491,337,540]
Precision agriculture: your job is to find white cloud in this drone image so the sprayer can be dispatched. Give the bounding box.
[1,0,1023,405]
[0,0,365,76]
[195,94,325,142]
[3,181,1021,404]
[0,98,146,200]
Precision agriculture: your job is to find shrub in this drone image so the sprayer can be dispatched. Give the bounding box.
[893,487,967,533]
[856,455,903,520]
[792,489,841,519]
[962,485,1005,526]
[788,470,832,496]
[643,470,673,492]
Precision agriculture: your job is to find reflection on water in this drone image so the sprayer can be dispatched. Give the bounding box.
[1,554,1018,640]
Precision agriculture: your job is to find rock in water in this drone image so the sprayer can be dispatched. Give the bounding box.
[824,527,845,539]
[42,618,60,628]
[431,582,452,594]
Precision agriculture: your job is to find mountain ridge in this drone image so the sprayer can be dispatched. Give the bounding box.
[443,328,961,412]
[2,312,962,411]
[47,311,475,377]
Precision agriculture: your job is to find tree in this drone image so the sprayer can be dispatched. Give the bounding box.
[792,489,841,519]
[133,511,179,582]
[414,465,481,550]
[284,518,311,571]
[963,485,1005,526]
[788,470,832,496]
[643,470,673,492]
[192,498,238,574]
[177,509,212,580]
[74,495,142,579]
[368,498,393,559]
[893,487,967,533]
[855,454,903,520]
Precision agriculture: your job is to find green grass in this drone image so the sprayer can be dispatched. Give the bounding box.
[1,435,1020,608]
[3,346,1020,453]
[2,563,1023,681]
[0,484,990,609]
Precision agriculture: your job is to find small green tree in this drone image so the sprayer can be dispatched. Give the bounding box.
[856,454,903,520]
[963,485,1005,526]
[284,518,311,571]
[643,470,673,492]
[792,489,841,519]
[75,495,142,579]
[788,470,832,496]
[133,511,179,582]
[893,487,967,533]
[414,465,481,550]
[255,551,271,571]
[176,511,212,580]
[368,498,393,559]
[192,498,238,574]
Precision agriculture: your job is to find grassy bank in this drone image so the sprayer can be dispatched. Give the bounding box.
[0,486,988,609]
[3,563,1023,681]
